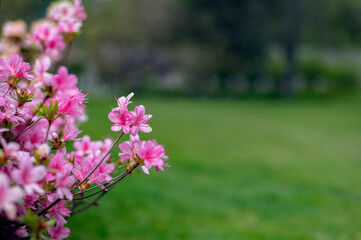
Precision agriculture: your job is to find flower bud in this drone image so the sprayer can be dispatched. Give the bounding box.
[51,132,59,140]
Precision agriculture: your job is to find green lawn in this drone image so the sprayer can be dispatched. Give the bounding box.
[67,97,361,240]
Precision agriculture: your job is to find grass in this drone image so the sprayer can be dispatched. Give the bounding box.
[67,97,361,240]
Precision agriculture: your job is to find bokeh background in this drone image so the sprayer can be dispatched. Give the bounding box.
[1,0,361,239]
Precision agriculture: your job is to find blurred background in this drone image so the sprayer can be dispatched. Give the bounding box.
[1,0,361,239]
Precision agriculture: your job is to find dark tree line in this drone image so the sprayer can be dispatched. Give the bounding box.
[183,0,361,97]
[2,0,361,97]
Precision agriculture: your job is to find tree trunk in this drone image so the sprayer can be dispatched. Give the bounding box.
[281,41,296,98]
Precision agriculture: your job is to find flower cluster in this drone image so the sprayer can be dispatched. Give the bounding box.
[0,1,169,239]
[0,0,86,61]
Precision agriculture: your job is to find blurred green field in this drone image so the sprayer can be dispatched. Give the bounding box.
[67,98,361,240]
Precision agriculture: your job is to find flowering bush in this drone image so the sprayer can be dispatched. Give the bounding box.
[0,1,169,239]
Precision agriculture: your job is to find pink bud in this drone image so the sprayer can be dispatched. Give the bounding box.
[52,132,59,140]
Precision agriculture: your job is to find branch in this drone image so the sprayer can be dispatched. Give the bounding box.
[71,192,105,215]
[72,163,138,201]
[37,199,61,216]
[62,41,73,66]
[73,169,132,196]
[38,163,138,217]
[44,121,52,142]
[9,95,48,142]
[9,119,40,141]
[72,131,124,191]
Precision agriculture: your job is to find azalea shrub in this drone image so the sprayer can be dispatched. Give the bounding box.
[0,1,169,239]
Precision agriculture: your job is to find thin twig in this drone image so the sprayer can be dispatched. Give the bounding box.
[72,163,138,201]
[9,119,40,141]
[44,121,52,142]
[73,170,131,196]
[62,41,73,66]
[38,163,138,217]
[72,131,124,191]
[71,192,105,215]
[37,199,61,216]
[9,96,48,142]
[3,85,11,97]
[38,133,127,217]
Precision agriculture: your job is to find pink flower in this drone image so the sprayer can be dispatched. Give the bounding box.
[0,101,25,124]
[0,173,23,219]
[46,194,71,224]
[24,193,40,210]
[115,92,134,110]
[118,137,142,163]
[0,128,9,133]
[73,135,92,155]
[55,165,75,200]
[11,152,47,194]
[31,21,65,60]
[48,0,86,34]
[18,119,48,151]
[48,222,70,240]
[34,57,53,85]
[129,105,152,136]
[48,1,74,22]
[56,89,86,117]
[0,137,19,159]
[52,66,78,91]
[0,54,33,81]
[74,0,87,21]
[72,160,92,183]
[2,20,27,38]
[137,140,166,174]
[46,152,73,182]
[58,19,82,33]
[61,120,82,142]
[108,107,131,133]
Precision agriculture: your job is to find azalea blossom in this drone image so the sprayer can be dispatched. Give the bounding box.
[46,152,73,182]
[0,136,20,159]
[52,66,78,91]
[137,140,166,173]
[56,89,86,117]
[118,137,142,163]
[54,164,75,200]
[48,0,86,34]
[60,120,82,142]
[129,105,152,136]
[48,222,70,240]
[115,92,134,110]
[33,56,53,85]
[2,20,27,38]
[46,196,71,224]
[0,54,33,81]
[31,20,65,60]
[11,152,47,194]
[108,106,132,133]
[0,173,23,219]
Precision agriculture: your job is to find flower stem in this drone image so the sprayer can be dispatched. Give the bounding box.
[44,121,52,142]
[37,199,61,216]
[62,41,73,66]
[3,85,11,97]
[8,96,48,142]
[9,119,40,141]
[72,163,138,201]
[73,170,131,196]
[72,131,124,191]
[71,192,105,215]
